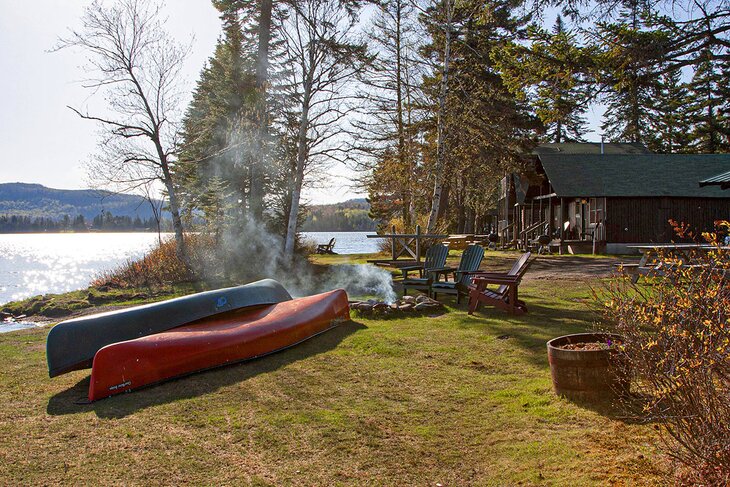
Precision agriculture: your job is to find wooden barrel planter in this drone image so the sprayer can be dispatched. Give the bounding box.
[547,332,629,402]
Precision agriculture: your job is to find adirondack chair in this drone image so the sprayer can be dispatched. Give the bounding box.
[401,244,449,296]
[430,245,485,303]
[467,252,533,315]
[315,238,336,254]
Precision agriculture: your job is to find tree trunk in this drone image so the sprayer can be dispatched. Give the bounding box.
[426,0,453,233]
[456,203,465,233]
[394,0,410,229]
[437,184,450,226]
[250,0,273,221]
[284,79,313,259]
[404,47,416,225]
[160,162,186,263]
[465,207,475,234]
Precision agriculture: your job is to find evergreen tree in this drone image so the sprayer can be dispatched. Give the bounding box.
[719,59,730,150]
[687,48,728,153]
[597,2,662,143]
[496,16,592,143]
[72,215,87,231]
[177,15,258,229]
[646,68,693,153]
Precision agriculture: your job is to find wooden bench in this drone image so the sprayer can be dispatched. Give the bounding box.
[613,262,640,271]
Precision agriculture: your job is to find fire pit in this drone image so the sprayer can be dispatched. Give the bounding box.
[349,294,445,316]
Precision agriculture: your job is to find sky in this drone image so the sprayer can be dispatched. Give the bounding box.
[0,1,603,206]
[0,0,363,205]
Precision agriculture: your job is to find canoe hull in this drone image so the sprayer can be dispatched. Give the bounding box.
[88,289,350,401]
[47,279,292,378]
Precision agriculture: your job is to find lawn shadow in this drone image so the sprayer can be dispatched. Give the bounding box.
[46,320,366,419]
[440,293,657,423]
[438,292,602,368]
[481,299,603,368]
[558,392,657,425]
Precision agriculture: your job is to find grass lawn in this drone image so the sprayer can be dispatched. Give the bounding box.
[0,254,663,485]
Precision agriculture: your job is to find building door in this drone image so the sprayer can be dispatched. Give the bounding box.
[573,200,589,239]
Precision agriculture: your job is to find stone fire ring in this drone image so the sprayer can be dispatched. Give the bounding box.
[349,294,445,316]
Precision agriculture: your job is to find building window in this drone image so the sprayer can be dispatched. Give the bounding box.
[589,198,605,224]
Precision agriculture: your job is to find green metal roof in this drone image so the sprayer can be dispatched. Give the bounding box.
[699,170,730,190]
[537,153,730,198]
[533,142,651,155]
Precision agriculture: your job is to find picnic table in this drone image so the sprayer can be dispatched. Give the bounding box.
[620,244,726,283]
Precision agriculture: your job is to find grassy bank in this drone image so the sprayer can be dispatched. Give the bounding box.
[1,284,203,321]
[0,252,661,485]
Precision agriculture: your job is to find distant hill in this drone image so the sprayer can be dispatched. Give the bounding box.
[0,183,165,221]
[302,198,376,232]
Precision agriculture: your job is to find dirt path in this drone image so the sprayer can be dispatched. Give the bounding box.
[476,253,639,282]
[527,255,637,281]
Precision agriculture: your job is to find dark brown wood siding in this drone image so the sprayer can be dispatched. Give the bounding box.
[605,197,730,243]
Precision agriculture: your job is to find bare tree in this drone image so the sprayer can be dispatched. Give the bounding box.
[279,0,369,259]
[353,0,425,228]
[57,0,190,261]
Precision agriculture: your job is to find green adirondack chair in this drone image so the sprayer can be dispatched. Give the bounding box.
[401,244,450,296]
[430,244,485,303]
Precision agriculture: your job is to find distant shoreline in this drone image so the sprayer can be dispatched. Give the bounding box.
[0,230,373,235]
[0,229,169,235]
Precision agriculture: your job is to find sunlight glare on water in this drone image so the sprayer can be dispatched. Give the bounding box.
[0,232,377,306]
[0,233,169,305]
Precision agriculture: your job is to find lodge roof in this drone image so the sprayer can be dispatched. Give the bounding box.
[533,142,651,155]
[699,170,730,190]
[537,153,730,198]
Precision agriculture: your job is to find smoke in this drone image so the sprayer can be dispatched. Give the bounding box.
[317,264,398,304]
[204,219,397,303]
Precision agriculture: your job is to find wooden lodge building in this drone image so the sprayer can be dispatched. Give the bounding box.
[498,143,730,254]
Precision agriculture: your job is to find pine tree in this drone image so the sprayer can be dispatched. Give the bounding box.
[496,16,592,143]
[176,16,258,229]
[687,49,728,153]
[646,68,693,153]
[598,2,660,144]
[718,59,730,151]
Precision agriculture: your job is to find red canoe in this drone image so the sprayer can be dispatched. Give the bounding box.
[88,289,350,401]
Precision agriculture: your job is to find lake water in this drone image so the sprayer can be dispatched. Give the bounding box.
[300,231,380,255]
[0,233,168,305]
[0,231,377,306]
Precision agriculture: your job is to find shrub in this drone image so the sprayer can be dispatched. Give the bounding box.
[92,233,220,289]
[597,221,730,484]
[298,235,318,255]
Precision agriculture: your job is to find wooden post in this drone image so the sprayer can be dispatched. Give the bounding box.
[592,227,597,255]
[548,198,554,238]
[559,198,566,255]
[415,225,421,263]
[391,224,397,261]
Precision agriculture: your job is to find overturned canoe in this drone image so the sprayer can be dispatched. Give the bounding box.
[88,289,350,401]
[47,279,292,378]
